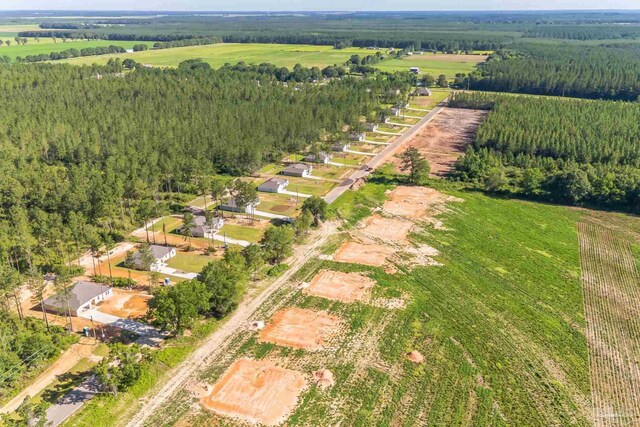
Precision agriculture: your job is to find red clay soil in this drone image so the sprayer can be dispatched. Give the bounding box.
[383,186,459,222]
[362,214,414,243]
[201,358,306,426]
[391,107,487,177]
[259,307,341,350]
[305,270,375,303]
[334,241,396,267]
[97,289,150,319]
[313,369,335,390]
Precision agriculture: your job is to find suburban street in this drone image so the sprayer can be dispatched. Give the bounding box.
[324,100,447,204]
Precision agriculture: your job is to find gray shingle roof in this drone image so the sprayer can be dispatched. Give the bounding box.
[258,177,289,192]
[44,281,110,311]
[282,163,312,175]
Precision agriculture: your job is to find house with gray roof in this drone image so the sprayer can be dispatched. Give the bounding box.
[331,142,351,152]
[188,215,224,238]
[43,281,112,316]
[132,244,176,271]
[349,132,366,142]
[281,163,313,177]
[304,152,333,164]
[365,123,378,132]
[258,177,289,193]
[413,87,432,96]
[220,197,260,213]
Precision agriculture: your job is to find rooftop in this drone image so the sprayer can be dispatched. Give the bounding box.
[44,281,110,311]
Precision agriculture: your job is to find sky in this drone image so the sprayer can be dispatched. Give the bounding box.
[4,0,640,11]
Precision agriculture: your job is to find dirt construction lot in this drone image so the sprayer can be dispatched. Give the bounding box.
[361,214,414,243]
[391,107,487,177]
[383,186,462,225]
[305,270,375,303]
[259,307,341,350]
[200,358,306,426]
[97,289,151,319]
[334,241,396,267]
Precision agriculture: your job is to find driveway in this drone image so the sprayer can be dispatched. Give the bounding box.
[81,309,164,346]
[346,149,376,156]
[279,189,312,198]
[154,265,199,280]
[374,130,403,136]
[253,210,291,220]
[210,234,251,247]
[363,139,391,145]
[45,375,101,427]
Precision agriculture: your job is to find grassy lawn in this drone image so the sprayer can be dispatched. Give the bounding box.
[217,223,264,243]
[166,252,217,273]
[0,24,41,37]
[0,38,151,61]
[375,53,487,77]
[388,116,420,125]
[285,177,336,197]
[61,43,375,68]
[377,124,405,133]
[257,193,301,217]
[148,216,182,233]
[348,142,383,154]
[364,133,394,143]
[257,163,284,175]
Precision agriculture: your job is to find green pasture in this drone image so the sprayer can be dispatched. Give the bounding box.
[166,252,216,273]
[0,38,151,61]
[375,53,487,77]
[217,223,264,243]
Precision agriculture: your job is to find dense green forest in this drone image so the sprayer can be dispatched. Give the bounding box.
[466,43,640,100]
[449,92,640,210]
[0,61,407,276]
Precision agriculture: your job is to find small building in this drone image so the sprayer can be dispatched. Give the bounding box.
[304,152,333,164]
[281,163,313,177]
[349,132,366,142]
[365,123,378,132]
[43,281,112,316]
[331,142,351,152]
[413,87,432,96]
[409,67,420,74]
[220,197,260,214]
[258,177,290,193]
[189,216,224,238]
[132,244,176,271]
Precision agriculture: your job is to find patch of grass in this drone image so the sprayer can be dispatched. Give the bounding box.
[0,38,151,61]
[166,252,217,273]
[217,223,264,243]
[375,53,487,77]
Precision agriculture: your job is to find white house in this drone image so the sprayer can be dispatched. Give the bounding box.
[331,142,351,152]
[133,244,176,271]
[220,197,261,214]
[43,281,112,316]
[365,123,378,132]
[189,216,224,238]
[258,177,289,193]
[281,163,313,177]
[390,107,401,116]
[349,132,366,142]
[409,67,420,74]
[304,152,333,164]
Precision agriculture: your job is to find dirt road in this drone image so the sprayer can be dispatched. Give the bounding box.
[125,221,337,427]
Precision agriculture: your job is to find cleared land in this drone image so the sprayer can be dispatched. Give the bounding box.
[0,38,151,61]
[578,222,640,425]
[200,358,306,426]
[376,53,488,76]
[361,214,413,243]
[259,307,342,350]
[97,289,150,319]
[305,270,375,303]
[391,107,487,176]
[333,241,396,267]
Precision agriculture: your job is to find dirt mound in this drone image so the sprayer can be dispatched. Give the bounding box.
[361,214,414,243]
[407,350,424,363]
[334,241,396,267]
[200,358,306,426]
[259,307,341,350]
[313,369,335,390]
[305,270,375,303]
[383,186,462,224]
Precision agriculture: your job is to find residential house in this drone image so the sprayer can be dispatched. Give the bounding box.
[413,87,432,96]
[331,142,351,152]
[132,244,176,271]
[281,163,313,177]
[220,197,260,214]
[304,152,333,164]
[365,123,378,132]
[188,215,224,238]
[390,107,401,116]
[258,177,290,193]
[43,281,112,316]
[349,132,366,142]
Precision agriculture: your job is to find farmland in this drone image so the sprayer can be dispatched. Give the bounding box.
[58,42,486,76]
[134,178,607,426]
[0,37,151,61]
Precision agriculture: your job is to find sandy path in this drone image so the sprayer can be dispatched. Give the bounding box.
[0,339,99,414]
[125,221,337,427]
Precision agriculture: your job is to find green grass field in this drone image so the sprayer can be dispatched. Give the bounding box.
[57,43,485,77]
[0,38,151,61]
[217,223,264,243]
[166,252,216,273]
[0,24,40,37]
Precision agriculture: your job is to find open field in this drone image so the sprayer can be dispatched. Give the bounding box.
[166,252,218,273]
[61,43,373,68]
[577,222,640,425]
[391,107,487,177]
[305,270,375,303]
[0,24,40,36]
[376,53,487,77]
[136,179,612,426]
[259,307,342,350]
[0,38,151,61]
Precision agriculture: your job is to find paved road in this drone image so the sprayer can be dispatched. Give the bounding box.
[324,100,447,204]
[45,375,101,427]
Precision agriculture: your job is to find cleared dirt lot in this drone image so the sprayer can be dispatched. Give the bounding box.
[259,307,341,350]
[361,214,414,243]
[334,241,396,267]
[391,107,487,177]
[305,270,375,303]
[97,289,150,319]
[200,358,306,426]
[383,186,462,226]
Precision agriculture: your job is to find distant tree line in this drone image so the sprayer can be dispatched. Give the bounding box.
[152,36,222,49]
[523,24,640,40]
[449,92,640,211]
[465,43,640,101]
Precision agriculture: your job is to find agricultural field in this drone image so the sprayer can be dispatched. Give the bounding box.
[577,222,640,425]
[0,24,40,37]
[0,37,151,61]
[56,42,487,78]
[376,52,488,76]
[136,178,615,426]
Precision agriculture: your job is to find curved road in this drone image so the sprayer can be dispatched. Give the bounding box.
[324,100,448,204]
